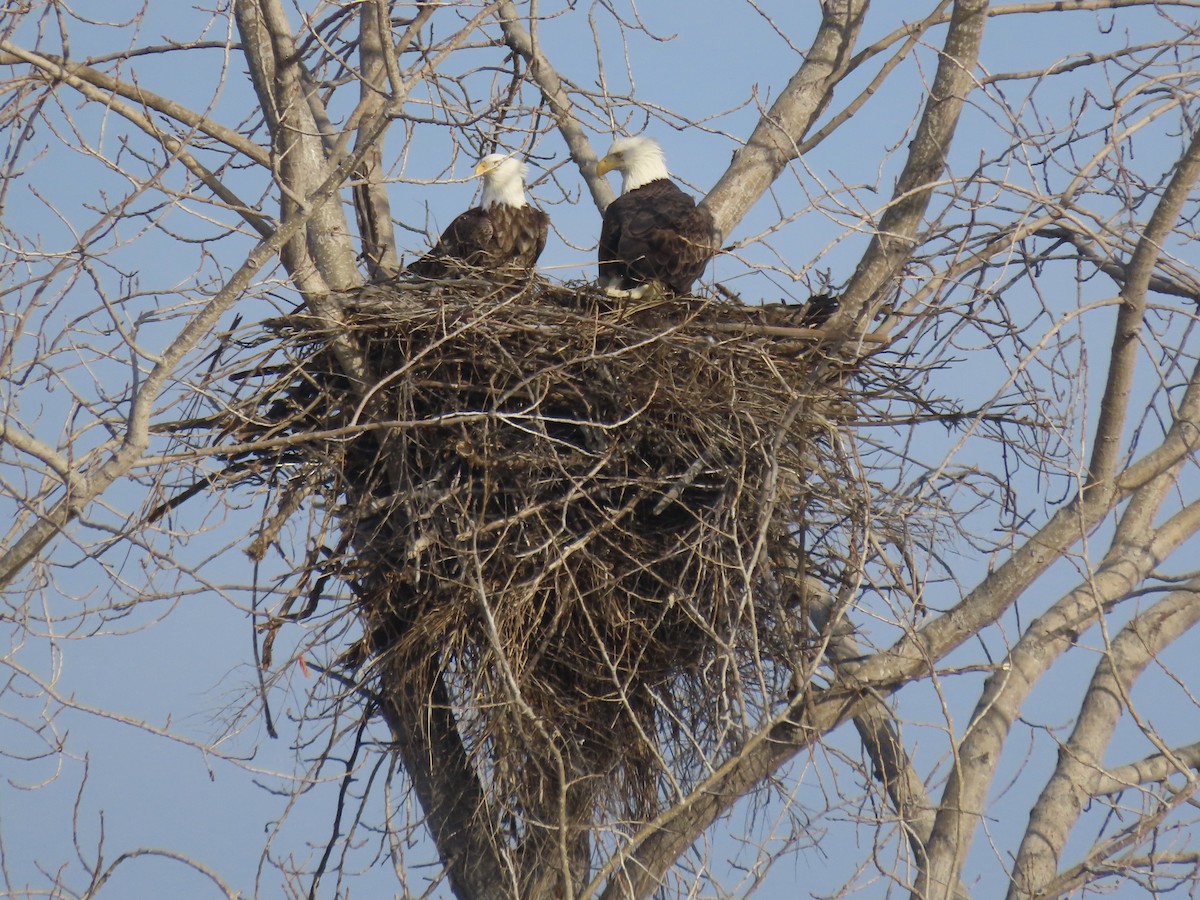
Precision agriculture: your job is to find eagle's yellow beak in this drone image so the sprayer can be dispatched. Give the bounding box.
[474,159,495,178]
[596,154,618,177]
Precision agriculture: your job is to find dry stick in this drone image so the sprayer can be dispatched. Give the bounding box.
[775,400,1200,900]
[866,352,1200,696]
[234,0,333,300]
[372,659,517,900]
[795,0,954,158]
[81,847,241,900]
[313,9,521,895]
[1034,224,1200,301]
[0,423,84,496]
[881,91,1187,337]
[325,14,530,898]
[706,322,890,342]
[468,541,580,900]
[6,9,511,898]
[841,0,1200,93]
[582,455,1161,900]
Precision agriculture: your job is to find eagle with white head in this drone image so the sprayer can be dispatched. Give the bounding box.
[595,137,718,298]
[407,154,549,280]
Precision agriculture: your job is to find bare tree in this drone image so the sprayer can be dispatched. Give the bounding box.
[3,2,1200,898]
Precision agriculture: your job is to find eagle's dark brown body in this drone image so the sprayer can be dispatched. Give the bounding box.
[407,203,549,280]
[599,178,716,296]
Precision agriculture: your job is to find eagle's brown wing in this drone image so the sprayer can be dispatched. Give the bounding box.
[490,205,550,272]
[408,205,548,279]
[599,179,717,296]
[406,207,495,278]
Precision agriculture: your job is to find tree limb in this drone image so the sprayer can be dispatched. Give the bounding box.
[234,0,360,293]
[914,443,1194,898]
[1034,785,1200,899]
[350,1,407,278]
[794,1,953,158]
[0,99,397,589]
[835,0,990,331]
[1034,224,1200,302]
[495,0,614,213]
[0,41,274,237]
[0,45,271,168]
[1093,741,1200,797]
[1008,582,1200,898]
[376,658,513,900]
[1086,123,1200,485]
[810,593,969,900]
[702,0,867,242]
[589,349,1200,900]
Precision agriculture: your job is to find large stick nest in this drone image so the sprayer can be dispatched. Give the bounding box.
[210,278,883,823]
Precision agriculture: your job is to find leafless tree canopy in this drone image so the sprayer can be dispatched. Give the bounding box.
[2,2,1200,898]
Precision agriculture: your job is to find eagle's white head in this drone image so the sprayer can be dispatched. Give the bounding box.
[475,154,529,208]
[597,136,670,194]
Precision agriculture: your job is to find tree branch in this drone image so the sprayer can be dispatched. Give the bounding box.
[81,847,241,900]
[0,45,271,168]
[810,594,946,880]
[1093,741,1200,796]
[0,421,83,495]
[1034,224,1200,302]
[234,0,360,293]
[1008,582,1200,898]
[914,451,1193,898]
[376,658,513,900]
[835,0,989,329]
[832,614,975,900]
[1086,122,1200,484]
[0,99,397,589]
[589,349,1200,900]
[702,0,867,242]
[350,1,407,279]
[1034,785,1200,898]
[0,41,274,237]
[793,1,953,158]
[496,1,614,213]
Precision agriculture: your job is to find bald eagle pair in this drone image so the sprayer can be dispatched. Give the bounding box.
[407,138,717,297]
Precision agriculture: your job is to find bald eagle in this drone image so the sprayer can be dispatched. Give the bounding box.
[406,154,549,280]
[596,137,718,298]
